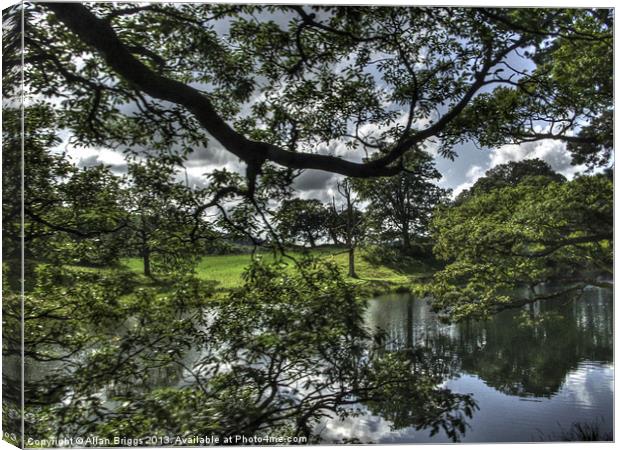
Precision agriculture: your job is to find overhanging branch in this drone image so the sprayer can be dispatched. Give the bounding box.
[46,4,530,179]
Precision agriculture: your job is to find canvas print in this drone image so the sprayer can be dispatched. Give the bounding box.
[2,1,613,447]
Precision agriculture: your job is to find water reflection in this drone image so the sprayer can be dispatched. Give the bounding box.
[12,260,613,444]
[358,287,613,442]
[16,262,478,445]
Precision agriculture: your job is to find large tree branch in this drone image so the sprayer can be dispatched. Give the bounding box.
[288,5,389,43]
[47,5,259,158]
[47,4,539,180]
[371,38,528,168]
[47,3,406,177]
[479,9,611,44]
[517,132,603,145]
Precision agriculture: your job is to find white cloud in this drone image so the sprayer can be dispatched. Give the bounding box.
[465,164,486,180]
[450,139,588,198]
[82,148,127,168]
[490,140,586,178]
[59,144,130,174]
[452,165,485,197]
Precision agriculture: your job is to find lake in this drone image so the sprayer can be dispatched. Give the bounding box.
[15,284,613,444]
[321,287,613,443]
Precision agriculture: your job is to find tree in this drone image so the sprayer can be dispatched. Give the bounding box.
[325,199,344,246]
[14,4,612,190]
[274,198,328,248]
[2,105,133,444]
[440,9,613,169]
[120,157,215,277]
[335,179,367,278]
[455,158,566,203]
[430,173,612,321]
[3,104,128,271]
[352,152,450,253]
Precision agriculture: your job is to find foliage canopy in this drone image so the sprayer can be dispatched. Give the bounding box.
[430,172,612,320]
[8,4,613,189]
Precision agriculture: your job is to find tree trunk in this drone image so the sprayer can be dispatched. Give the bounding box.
[307,233,316,248]
[402,223,411,251]
[348,246,358,278]
[142,247,151,277]
[329,231,340,246]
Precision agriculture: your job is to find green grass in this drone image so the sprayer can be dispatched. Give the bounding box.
[195,253,274,289]
[121,247,416,291]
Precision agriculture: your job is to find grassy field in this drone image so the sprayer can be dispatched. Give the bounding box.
[122,247,424,292]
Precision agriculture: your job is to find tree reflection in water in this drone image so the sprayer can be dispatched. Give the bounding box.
[456,287,612,398]
[8,259,477,445]
[368,287,612,400]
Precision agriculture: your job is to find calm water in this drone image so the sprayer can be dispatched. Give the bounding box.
[19,286,613,444]
[322,287,613,443]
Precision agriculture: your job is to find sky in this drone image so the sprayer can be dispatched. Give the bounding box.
[51,3,599,206]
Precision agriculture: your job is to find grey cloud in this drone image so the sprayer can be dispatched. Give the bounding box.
[299,188,334,204]
[184,142,241,168]
[297,173,344,204]
[292,170,337,192]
